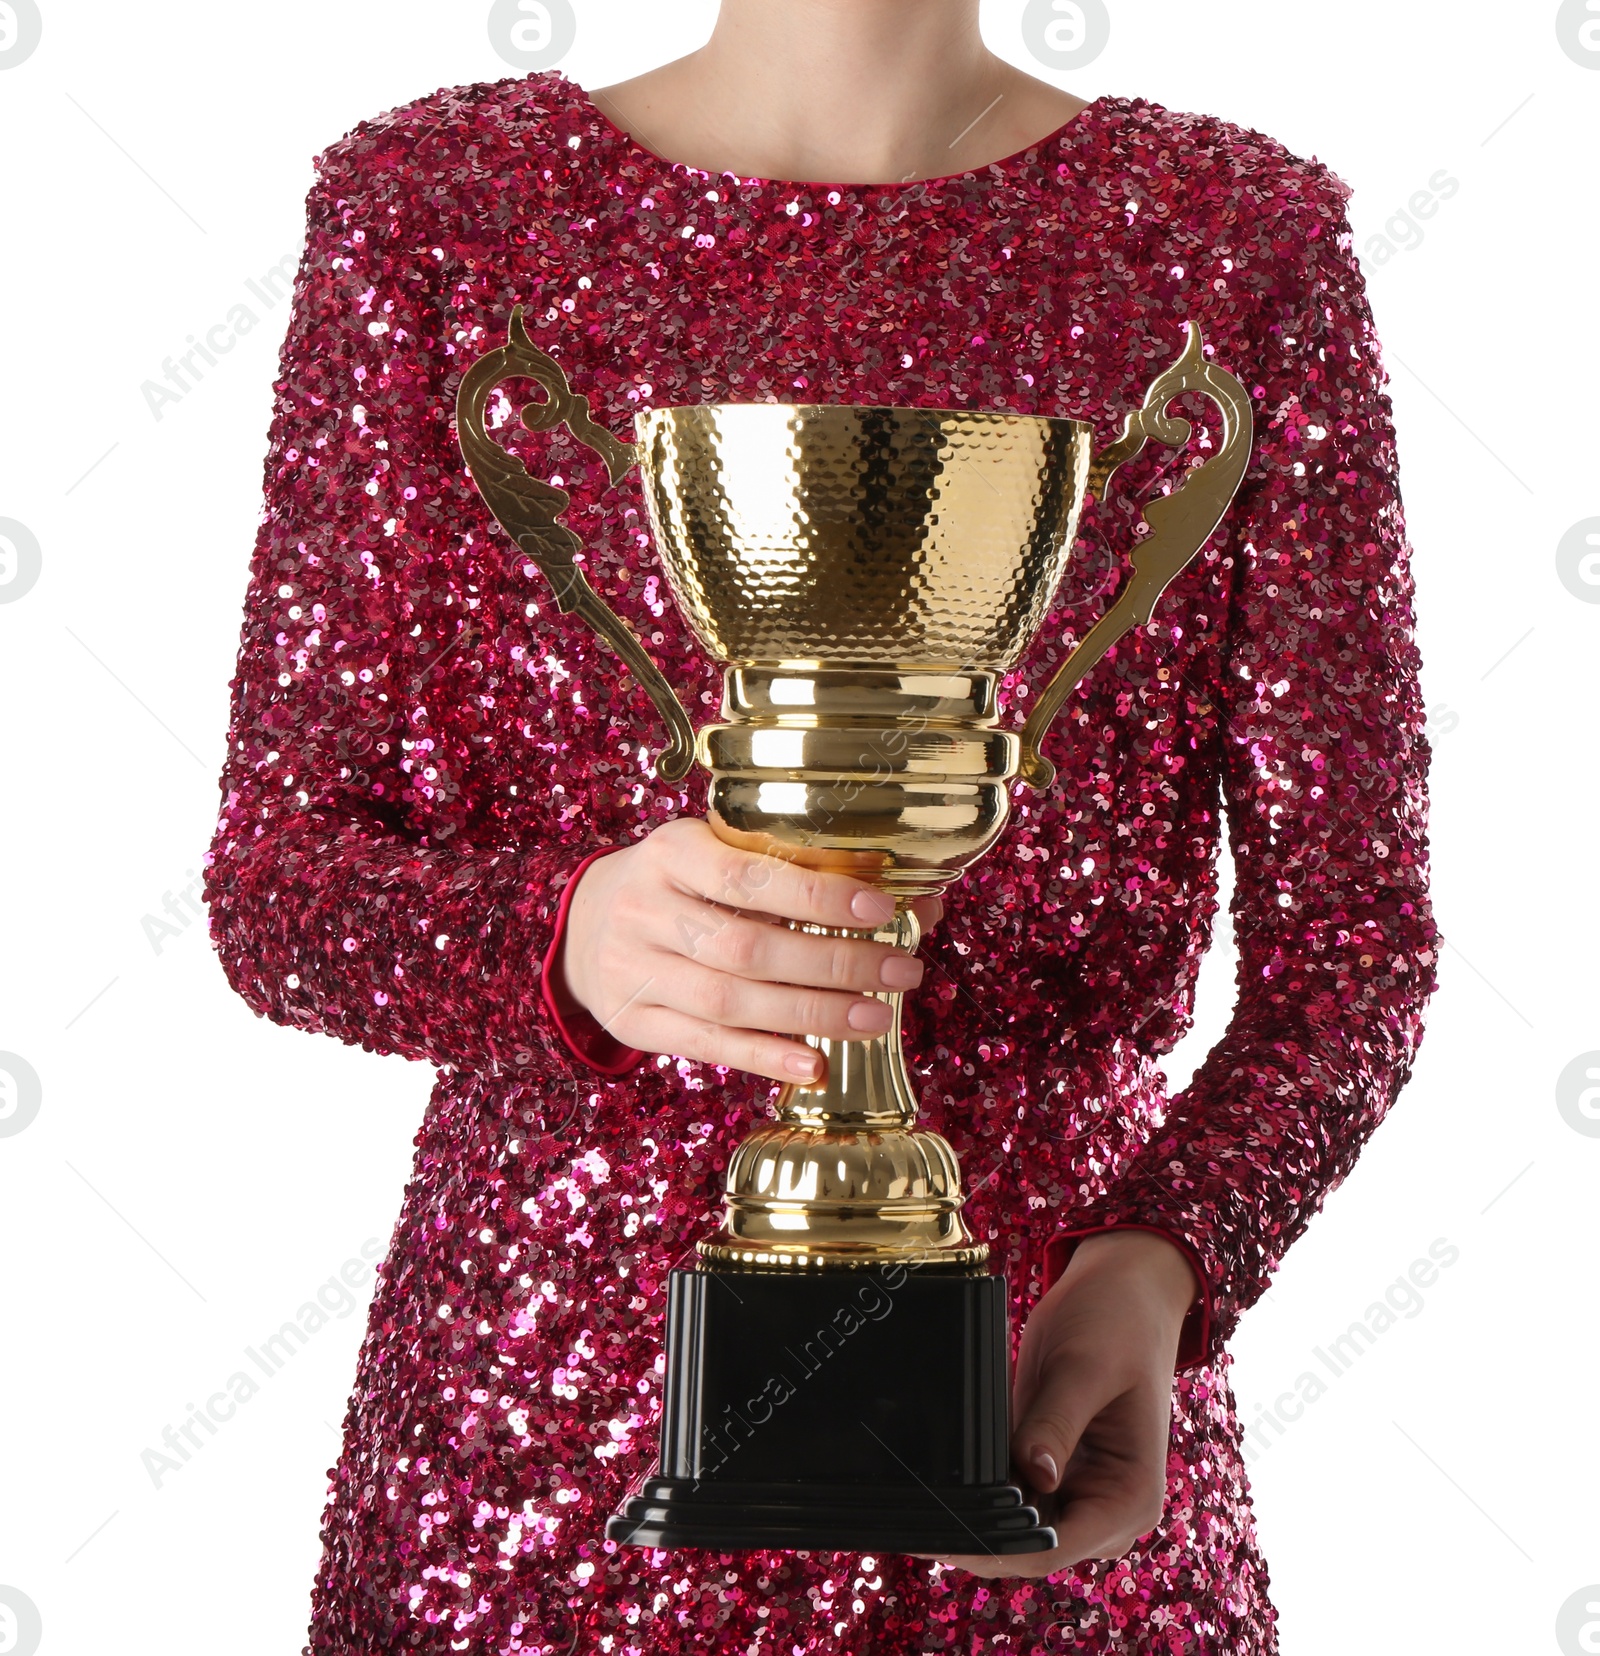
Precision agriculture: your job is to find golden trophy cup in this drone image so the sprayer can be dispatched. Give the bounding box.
[456,311,1252,1555]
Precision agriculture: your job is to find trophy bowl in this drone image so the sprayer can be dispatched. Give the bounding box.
[456,311,1253,1555]
[637,401,1090,899]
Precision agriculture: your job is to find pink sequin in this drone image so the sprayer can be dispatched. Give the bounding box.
[205,70,1436,1655]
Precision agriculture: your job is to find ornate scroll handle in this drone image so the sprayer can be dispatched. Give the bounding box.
[455,305,697,781]
[1016,323,1255,791]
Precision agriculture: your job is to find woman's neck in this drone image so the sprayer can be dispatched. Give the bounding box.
[590,0,1089,185]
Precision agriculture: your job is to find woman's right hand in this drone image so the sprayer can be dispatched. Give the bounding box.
[553,818,939,1084]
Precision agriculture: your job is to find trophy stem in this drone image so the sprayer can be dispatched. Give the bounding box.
[776,906,923,1133]
[699,903,987,1268]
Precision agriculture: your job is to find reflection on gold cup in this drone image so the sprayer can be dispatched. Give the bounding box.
[639,402,1085,907]
[458,312,1252,1270]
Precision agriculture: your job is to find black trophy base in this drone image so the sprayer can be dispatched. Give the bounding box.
[610,1475,1052,1556]
[607,1263,1055,1556]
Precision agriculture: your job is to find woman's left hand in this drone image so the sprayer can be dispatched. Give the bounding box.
[932,1229,1200,1579]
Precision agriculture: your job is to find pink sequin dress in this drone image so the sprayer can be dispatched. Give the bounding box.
[205,69,1437,1655]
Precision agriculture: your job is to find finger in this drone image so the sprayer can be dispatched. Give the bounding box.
[665,832,898,931]
[648,954,895,1043]
[1022,1387,1172,1568]
[620,1005,826,1085]
[1045,1490,1162,1568]
[909,894,944,933]
[662,897,924,993]
[929,1520,1139,1580]
[930,1469,1162,1580]
[927,1547,1071,1580]
[1011,1347,1109,1496]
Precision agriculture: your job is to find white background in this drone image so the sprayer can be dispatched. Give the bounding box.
[1,2,1596,1652]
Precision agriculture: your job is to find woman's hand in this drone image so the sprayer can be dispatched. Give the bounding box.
[554,818,941,1084]
[934,1230,1200,1579]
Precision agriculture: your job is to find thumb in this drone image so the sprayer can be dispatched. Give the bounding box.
[1011,1353,1108,1496]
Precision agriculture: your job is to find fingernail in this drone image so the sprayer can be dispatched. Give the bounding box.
[879,955,923,990]
[785,1051,822,1079]
[846,999,892,1033]
[1030,1449,1060,1490]
[850,889,895,924]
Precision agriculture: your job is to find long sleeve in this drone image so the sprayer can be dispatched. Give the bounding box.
[204,141,614,1077]
[1046,166,1439,1353]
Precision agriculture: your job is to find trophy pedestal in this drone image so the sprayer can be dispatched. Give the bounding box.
[606,1265,1055,1556]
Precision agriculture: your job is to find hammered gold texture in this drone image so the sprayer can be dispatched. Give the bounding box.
[634,403,1093,667]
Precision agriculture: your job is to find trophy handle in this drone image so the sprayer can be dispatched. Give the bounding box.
[455,306,698,782]
[1016,323,1254,791]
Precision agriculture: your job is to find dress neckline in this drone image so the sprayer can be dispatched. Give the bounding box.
[554,70,1105,192]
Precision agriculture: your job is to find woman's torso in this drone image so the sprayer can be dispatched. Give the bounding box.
[289,74,1342,1648]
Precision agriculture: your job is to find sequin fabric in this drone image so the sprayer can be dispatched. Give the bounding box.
[205,70,1437,1655]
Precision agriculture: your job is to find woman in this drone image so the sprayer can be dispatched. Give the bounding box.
[206,3,1438,1649]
